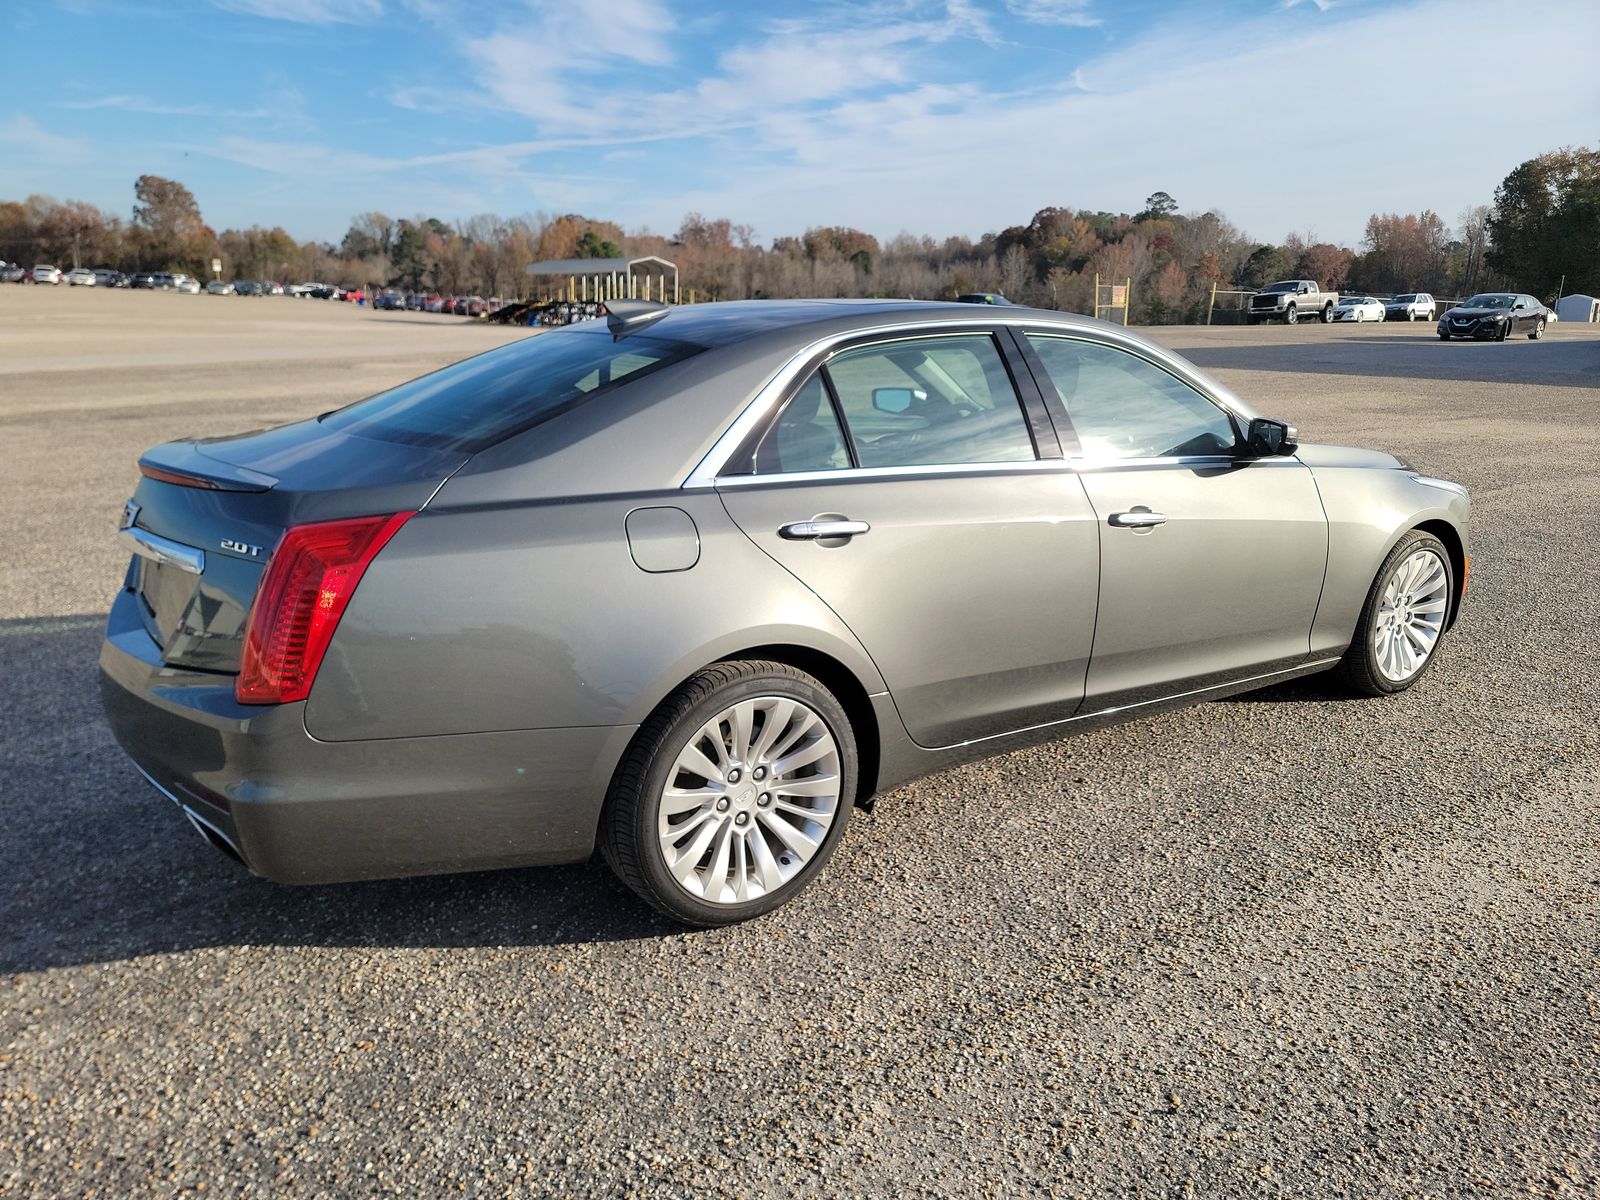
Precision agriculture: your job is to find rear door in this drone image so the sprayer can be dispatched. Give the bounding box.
[1019,331,1327,710]
[716,329,1100,748]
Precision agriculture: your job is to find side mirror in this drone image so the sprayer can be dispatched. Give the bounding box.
[1246,417,1298,458]
[872,386,923,414]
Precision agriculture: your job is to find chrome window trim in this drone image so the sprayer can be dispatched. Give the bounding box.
[712,459,1073,488]
[118,526,205,575]
[679,316,1258,490]
[710,453,1301,489]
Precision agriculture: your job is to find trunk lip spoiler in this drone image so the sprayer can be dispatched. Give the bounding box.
[139,441,279,493]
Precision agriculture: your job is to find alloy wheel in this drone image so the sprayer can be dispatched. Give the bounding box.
[1371,549,1449,683]
[657,696,841,905]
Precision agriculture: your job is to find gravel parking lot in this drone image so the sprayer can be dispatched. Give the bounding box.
[3,288,1597,1198]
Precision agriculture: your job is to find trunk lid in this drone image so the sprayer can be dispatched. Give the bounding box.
[123,419,467,673]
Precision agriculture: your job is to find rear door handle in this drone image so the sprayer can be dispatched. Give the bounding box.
[778,519,871,541]
[1107,510,1167,529]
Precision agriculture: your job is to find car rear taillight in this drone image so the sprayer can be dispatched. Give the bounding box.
[236,511,415,705]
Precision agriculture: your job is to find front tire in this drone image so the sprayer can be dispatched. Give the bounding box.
[1335,530,1454,697]
[1285,304,1298,325]
[600,660,857,926]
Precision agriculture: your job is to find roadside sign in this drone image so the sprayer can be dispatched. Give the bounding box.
[211,258,222,277]
[1110,285,1127,307]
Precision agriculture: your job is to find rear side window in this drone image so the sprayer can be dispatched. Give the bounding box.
[751,376,852,474]
[319,328,704,452]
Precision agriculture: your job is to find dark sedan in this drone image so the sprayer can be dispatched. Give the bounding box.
[101,299,1470,925]
[1438,293,1548,341]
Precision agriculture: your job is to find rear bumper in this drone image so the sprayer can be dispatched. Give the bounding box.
[99,588,635,884]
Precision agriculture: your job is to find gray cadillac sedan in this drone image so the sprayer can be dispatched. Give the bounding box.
[101,300,1470,924]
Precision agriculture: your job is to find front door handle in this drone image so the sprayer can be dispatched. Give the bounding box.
[778,518,871,541]
[1107,509,1168,529]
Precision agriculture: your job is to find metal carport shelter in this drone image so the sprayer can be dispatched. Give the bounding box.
[526,255,678,304]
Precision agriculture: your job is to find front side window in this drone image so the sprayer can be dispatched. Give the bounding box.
[1025,335,1239,460]
[823,334,1036,468]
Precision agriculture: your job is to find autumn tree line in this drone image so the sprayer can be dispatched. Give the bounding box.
[2,148,1593,324]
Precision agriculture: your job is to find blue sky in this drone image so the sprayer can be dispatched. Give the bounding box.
[4,0,1598,247]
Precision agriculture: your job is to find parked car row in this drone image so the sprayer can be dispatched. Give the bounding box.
[130,272,201,293]
[371,289,504,316]
[0,264,299,295]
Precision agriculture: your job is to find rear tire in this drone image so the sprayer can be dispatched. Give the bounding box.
[600,660,857,926]
[1320,303,1334,323]
[1529,318,1546,340]
[1335,530,1454,697]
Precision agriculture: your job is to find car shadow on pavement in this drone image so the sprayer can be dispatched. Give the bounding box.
[0,615,680,975]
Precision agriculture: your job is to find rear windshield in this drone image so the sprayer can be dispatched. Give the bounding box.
[318,326,704,452]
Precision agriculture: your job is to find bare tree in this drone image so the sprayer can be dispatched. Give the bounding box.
[1456,204,1491,296]
[999,244,1031,299]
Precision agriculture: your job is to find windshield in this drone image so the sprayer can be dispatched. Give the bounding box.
[319,327,705,452]
[1392,295,1414,303]
[1262,282,1297,293]
[1464,294,1514,308]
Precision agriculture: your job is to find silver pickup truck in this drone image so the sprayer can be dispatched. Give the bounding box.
[1248,279,1339,325]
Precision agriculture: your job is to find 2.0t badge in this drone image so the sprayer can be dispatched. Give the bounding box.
[220,538,263,557]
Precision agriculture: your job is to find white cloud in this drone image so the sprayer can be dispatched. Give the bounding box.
[623,0,1600,245]
[59,94,283,120]
[210,0,382,23]
[0,115,89,164]
[1005,0,1100,27]
[456,1,995,148]
[462,0,677,133]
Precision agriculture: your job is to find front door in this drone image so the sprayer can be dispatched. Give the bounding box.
[1020,331,1328,709]
[716,331,1100,748]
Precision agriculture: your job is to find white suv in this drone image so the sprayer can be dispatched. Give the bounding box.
[1385,293,1436,322]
